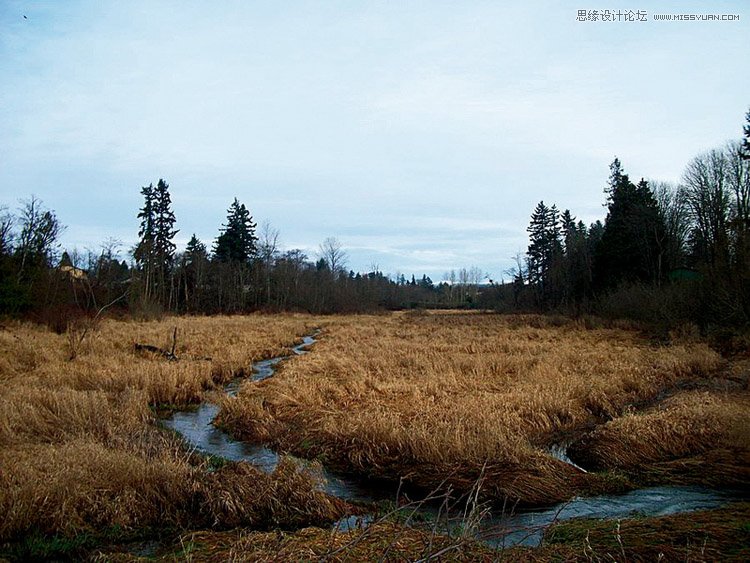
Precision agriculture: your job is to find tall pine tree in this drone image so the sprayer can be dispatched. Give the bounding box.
[595,159,666,288]
[526,201,563,305]
[181,234,208,311]
[213,198,258,263]
[134,179,178,304]
[134,183,156,300]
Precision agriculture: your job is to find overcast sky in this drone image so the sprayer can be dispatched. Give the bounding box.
[1,1,748,280]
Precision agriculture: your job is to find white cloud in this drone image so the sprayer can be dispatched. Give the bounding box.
[1,0,749,277]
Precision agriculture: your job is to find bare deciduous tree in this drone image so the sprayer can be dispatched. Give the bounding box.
[682,149,731,269]
[319,237,348,277]
[0,206,13,256]
[15,196,63,281]
[258,221,280,305]
[726,141,750,236]
[652,180,690,270]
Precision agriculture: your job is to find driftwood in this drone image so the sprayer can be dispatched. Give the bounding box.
[133,327,213,361]
[134,327,179,361]
[134,343,178,361]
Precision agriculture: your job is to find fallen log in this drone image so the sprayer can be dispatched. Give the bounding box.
[134,326,179,361]
[134,342,178,361]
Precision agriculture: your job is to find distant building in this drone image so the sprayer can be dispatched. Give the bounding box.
[59,264,88,281]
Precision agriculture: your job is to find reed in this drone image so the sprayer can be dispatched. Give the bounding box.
[2,310,743,557]
[89,503,750,562]
[218,311,726,504]
[0,314,345,545]
[568,390,750,487]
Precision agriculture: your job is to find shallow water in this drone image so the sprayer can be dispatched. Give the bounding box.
[476,485,740,547]
[166,403,280,470]
[547,442,588,472]
[163,331,744,548]
[163,332,394,501]
[328,484,741,547]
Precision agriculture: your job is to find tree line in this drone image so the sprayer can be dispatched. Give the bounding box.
[126,187,478,315]
[1,109,748,326]
[0,188,476,320]
[508,110,750,327]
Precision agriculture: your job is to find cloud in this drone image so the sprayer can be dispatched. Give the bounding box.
[1,1,749,279]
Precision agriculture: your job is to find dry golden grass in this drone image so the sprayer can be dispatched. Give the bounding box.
[542,502,750,562]
[94,522,497,562]
[2,310,745,559]
[0,315,322,403]
[1,438,194,538]
[93,503,750,562]
[568,390,750,486]
[218,311,727,505]
[0,314,349,543]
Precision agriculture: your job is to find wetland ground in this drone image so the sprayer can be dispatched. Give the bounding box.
[1,311,747,561]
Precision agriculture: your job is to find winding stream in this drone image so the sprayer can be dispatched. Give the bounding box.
[163,331,742,547]
[163,333,392,502]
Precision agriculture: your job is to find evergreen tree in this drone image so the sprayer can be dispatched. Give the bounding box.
[561,209,577,255]
[152,179,178,272]
[595,160,666,288]
[559,209,586,305]
[588,220,604,256]
[214,198,258,263]
[604,157,625,199]
[133,179,178,304]
[526,201,563,305]
[181,234,208,311]
[526,201,550,286]
[134,183,155,279]
[185,234,207,264]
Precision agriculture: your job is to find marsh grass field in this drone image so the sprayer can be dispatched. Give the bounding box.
[0,315,350,557]
[219,311,747,504]
[1,311,749,560]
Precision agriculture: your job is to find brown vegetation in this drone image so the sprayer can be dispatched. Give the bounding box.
[0,315,348,545]
[95,522,496,562]
[2,310,746,560]
[542,502,750,562]
[568,390,750,487]
[93,503,750,562]
[217,311,727,505]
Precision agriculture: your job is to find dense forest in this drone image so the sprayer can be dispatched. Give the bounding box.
[1,110,749,328]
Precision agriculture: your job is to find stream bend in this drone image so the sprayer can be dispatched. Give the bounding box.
[163,331,742,547]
